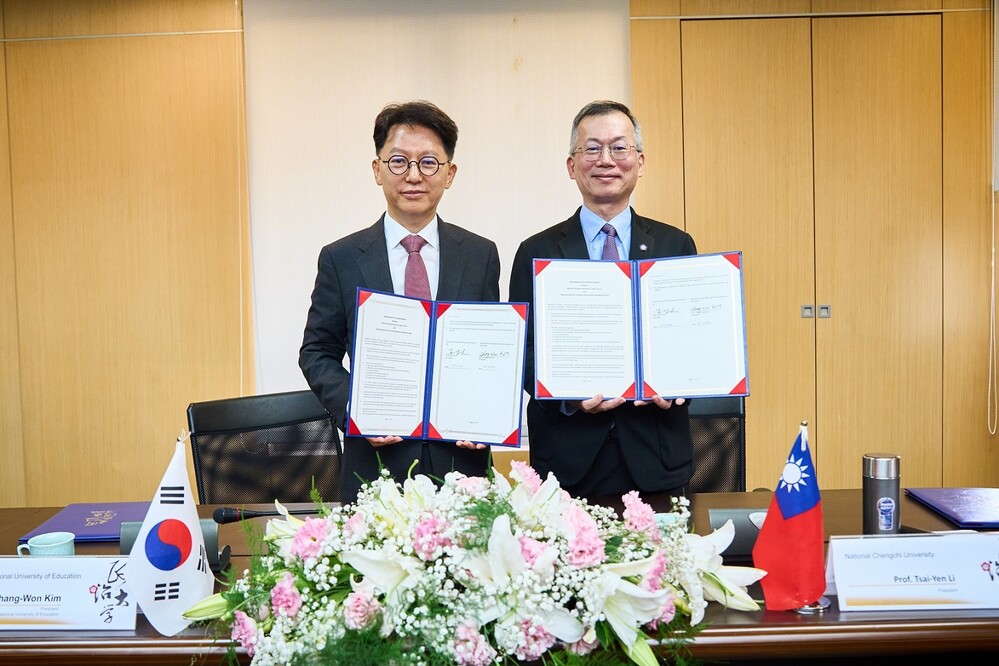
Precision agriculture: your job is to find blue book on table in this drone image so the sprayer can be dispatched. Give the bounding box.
[18,501,150,543]
[905,487,999,529]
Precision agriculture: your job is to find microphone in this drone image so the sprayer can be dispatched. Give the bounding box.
[212,507,317,525]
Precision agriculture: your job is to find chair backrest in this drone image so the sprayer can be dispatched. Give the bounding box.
[687,396,746,493]
[187,390,342,505]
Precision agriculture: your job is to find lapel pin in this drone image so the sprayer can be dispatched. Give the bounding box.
[639,244,648,251]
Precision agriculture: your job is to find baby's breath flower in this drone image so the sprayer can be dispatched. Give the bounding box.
[186,465,761,665]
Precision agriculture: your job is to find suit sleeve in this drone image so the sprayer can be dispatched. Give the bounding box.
[299,245,351,428]
[509,240,560,416]
[483,241,501,301]
[683,232,697,257]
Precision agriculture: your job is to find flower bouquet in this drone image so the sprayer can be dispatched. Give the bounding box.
[185,462,765,665]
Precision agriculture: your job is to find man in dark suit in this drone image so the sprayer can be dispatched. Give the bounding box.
[300,101,499,503]
[509,100,696,507]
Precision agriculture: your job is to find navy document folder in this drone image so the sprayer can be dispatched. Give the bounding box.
[18,501,150,543]
[904,487,999,529]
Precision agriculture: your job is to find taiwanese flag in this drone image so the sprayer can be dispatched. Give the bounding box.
[751,423,826,610]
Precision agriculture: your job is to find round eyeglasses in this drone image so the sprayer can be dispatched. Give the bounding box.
[381,155,449,176]
[572,143,639,162]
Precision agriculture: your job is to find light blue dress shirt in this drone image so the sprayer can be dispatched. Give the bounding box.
[579,206,632,260]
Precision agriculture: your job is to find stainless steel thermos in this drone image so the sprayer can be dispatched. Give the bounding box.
[862,453,900,535]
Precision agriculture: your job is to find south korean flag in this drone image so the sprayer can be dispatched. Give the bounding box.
[128,436,214,636]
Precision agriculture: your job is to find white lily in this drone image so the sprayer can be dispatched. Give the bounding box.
[342,546,424,604]
[507,472,570,532]
[585,566,670,657]
[489,468,512,494]
[462,514,583,643]
[265,500,309,556]
[341,546,425,636]
[684,519,765,611]
[356,475,410,538]
[400,473,440,510]
[182,592,229,621]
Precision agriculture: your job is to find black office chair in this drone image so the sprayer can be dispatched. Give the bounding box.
[187,390,342,505]
[687,396,746,493]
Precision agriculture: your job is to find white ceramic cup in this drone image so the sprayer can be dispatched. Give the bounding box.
[17,531,76,556]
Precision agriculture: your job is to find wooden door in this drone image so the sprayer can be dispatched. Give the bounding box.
[5,1,253,505]
[681,18,816,491]
[812,15,943,489]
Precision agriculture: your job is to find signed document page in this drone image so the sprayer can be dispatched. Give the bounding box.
[533,260,637,399]
[638,253,748,397]
[428,302,527,445]
[348,290,431,438]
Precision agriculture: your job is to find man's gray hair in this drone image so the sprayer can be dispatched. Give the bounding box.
[569,100,644,155]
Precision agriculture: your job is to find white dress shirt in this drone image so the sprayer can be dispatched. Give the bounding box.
[383,214,440,299]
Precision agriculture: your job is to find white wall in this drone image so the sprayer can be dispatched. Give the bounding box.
[243,0,630,392]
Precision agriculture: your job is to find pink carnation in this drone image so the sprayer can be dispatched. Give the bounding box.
[343,512,366,538]
[453,620,497,666]
[290,517,329,560]
[564,504,606,567]
[518,535,547,567]
[343,588,381,630]
[622,490,660,542]
[231,610,258,657]
[413,515,453,561]
[642,550,669,592]
[566,630,599,655]
[270,571,302,618]
[647,592,677,630]
[456,475,489,496]
[509,460,543,494]
[514,619,556,662]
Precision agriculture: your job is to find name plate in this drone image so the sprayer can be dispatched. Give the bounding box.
[0,556,136,629]
[826,532,999,611]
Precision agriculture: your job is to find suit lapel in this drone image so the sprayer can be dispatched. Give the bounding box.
[357,216,394,293]
[437,217,464,300]
[630,210,656,260]
[557,210,590,259]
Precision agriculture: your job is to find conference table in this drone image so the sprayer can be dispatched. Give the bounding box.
[0,490,997,664]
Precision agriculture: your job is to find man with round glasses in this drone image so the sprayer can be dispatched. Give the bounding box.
[509,100,697,509]
[300,101,499,504]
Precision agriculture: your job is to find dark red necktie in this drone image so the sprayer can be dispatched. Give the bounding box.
[401,234,431,299]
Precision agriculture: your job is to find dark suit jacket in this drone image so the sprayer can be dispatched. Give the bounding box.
[300,215,500,502]
[508,207,696,494]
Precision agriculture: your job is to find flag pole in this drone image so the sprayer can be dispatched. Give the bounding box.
[796,595,831,614]
[794,420,832,615]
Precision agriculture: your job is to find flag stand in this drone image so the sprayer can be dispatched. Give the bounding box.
[796,596,831,614]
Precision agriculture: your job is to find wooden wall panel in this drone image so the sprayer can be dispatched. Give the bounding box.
[811,1,985,12]
[813,15,943,489]
[680,18,816,491]
[631,1,680,18]
[3,0,240,38]
[630,19,685,229]
[0,3,28,508]
[682,1,810,15]
[632,0,988,17]
[6,9,251,505]
[631,3,995,490]
[942,10,994,486]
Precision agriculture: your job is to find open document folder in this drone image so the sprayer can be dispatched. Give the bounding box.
[346,289,527,446]
[532,251,749,400]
